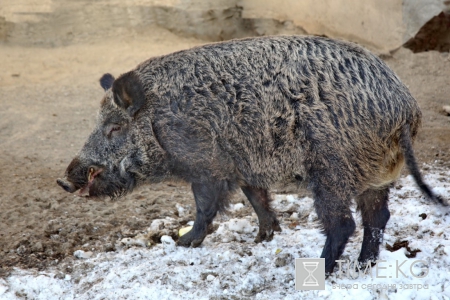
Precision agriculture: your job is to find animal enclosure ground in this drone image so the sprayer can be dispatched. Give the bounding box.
[0,26,449,291]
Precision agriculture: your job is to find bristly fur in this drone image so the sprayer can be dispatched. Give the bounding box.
[58,35,444,273]
[134,36,422,195]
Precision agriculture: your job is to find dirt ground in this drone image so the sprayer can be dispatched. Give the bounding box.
[0,27,449,278]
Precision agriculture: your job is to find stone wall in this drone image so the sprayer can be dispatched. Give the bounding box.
[1,0,449,53]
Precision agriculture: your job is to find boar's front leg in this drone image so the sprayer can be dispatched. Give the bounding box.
[178,180,233,248]
[241,186,281,243]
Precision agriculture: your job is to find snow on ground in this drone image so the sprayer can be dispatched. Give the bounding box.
[1,167,449,300]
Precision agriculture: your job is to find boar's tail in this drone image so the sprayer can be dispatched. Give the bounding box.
[399,124,447,205]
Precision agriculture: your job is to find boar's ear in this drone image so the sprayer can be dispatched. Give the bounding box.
[100,73,115,91]
[112,71,146,117]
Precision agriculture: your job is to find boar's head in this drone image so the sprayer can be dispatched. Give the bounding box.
[57,71,167,198]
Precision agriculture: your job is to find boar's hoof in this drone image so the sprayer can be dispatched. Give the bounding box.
[254,219,282,243]
[273,219,282,232]
[177,231,206,248]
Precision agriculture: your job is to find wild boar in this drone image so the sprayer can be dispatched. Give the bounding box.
[57,35,445,273]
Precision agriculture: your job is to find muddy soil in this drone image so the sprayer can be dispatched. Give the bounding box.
[0,27,449,277]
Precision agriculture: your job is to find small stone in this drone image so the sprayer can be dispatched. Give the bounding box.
[206,275,215,281]
[16,245,27,255]
[103,243,115,252]
[32,242,44,252]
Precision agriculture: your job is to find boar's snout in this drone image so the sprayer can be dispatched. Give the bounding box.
[57,156,101,194]
[57,178,77,193]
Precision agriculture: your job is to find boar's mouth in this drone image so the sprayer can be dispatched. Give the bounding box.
[78,167,103,196]
[57,167,103,197]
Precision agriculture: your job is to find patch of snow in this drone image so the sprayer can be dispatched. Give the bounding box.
[176,203,186,217]
[228,218,254,233]
[73,250,93,259]
[232,203,245,210]
[0,278,8,296]
[2,167,450,299]
[161,235,176,254]
[290,212,299,220]
[240,273,266,296]
[119,235,149,248]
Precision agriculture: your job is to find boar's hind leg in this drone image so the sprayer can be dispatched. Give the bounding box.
[177,180,234,248]
[313,187,356,274]
[241,186,282,243]
[356,186,390,265]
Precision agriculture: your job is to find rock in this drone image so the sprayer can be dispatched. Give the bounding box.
[32,241,43,252]
[16,245,28,255]
[103,243,115,252]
